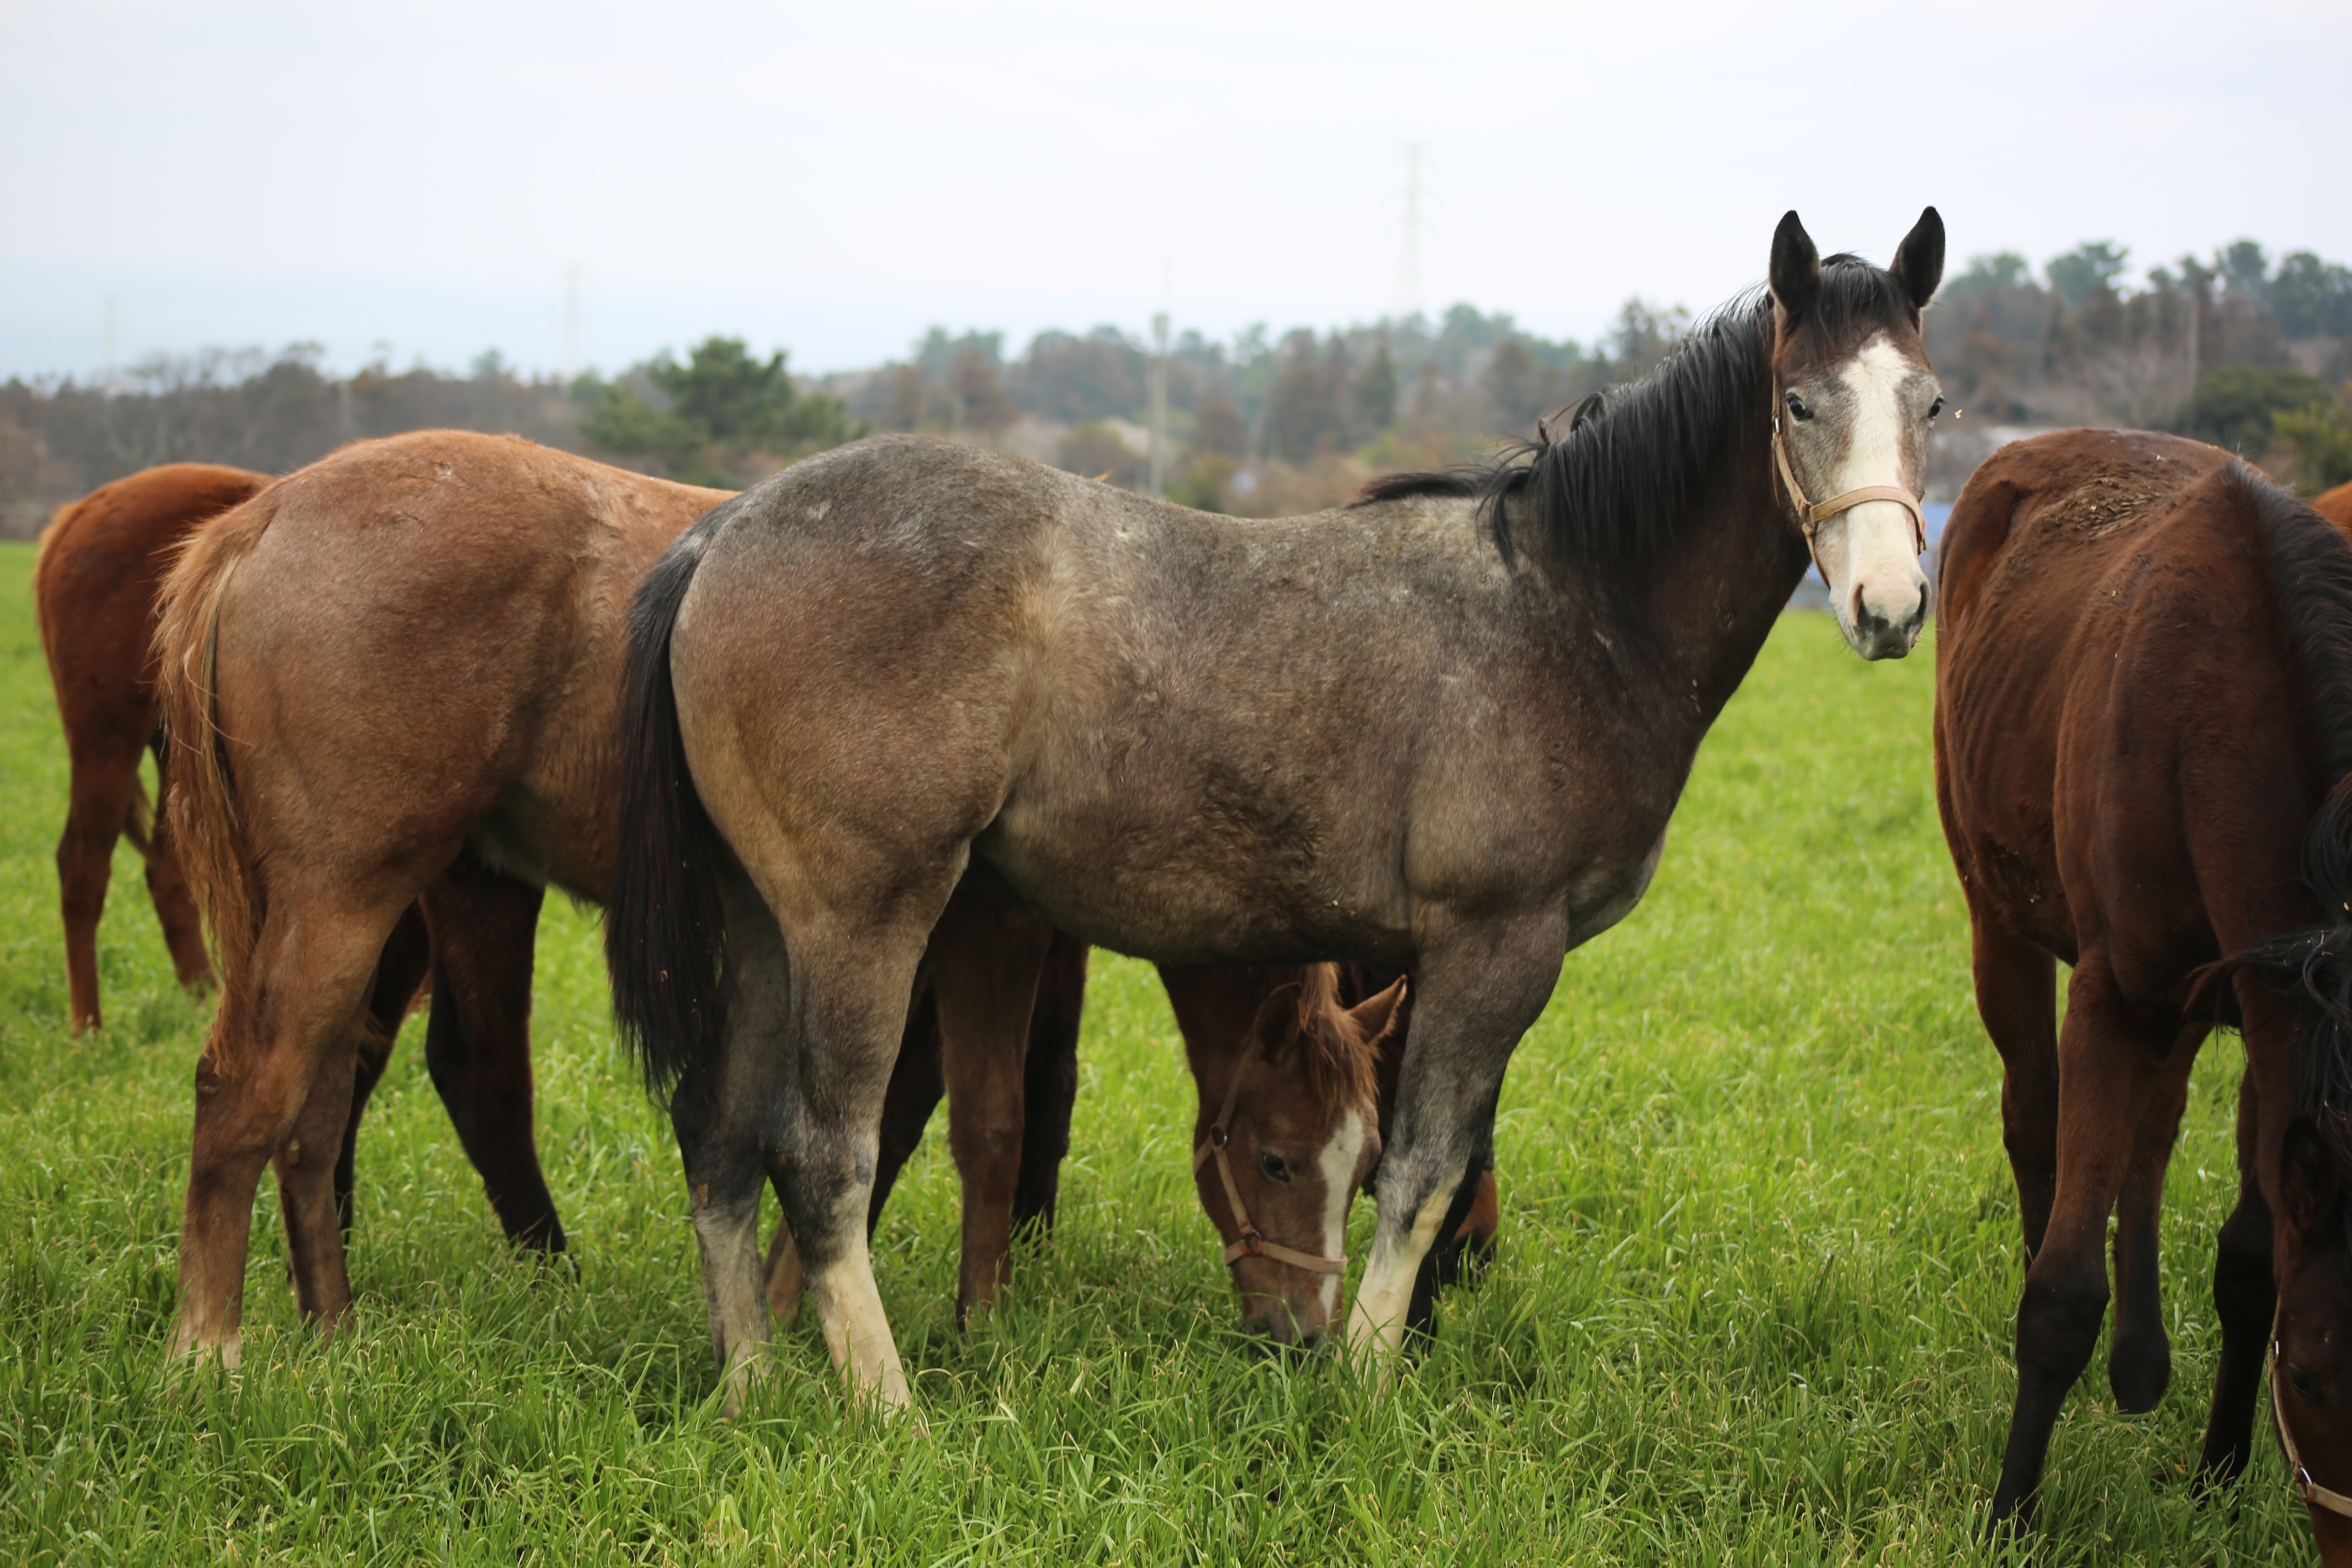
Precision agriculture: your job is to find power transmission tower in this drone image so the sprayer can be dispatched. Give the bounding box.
[1147,311,1170,497]
[1396,144,1424,323]
[562,265,582,382]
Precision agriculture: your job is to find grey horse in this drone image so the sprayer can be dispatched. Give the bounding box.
[607,208,1947,1408]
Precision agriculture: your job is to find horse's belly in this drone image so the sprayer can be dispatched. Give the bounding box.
[974,807,1411,967]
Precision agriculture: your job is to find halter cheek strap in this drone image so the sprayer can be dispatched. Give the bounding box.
[1771,416,1929,579]
[1190,1058,1348,1276]
[2273,1307,2352,1518]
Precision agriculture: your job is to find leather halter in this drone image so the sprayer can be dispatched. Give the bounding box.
[1770,412,1928,579]
[1190,1055,1348,1275]
[2274,1307,2352,1518]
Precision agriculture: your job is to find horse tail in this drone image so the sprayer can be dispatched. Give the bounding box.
[606,504,737,1100]
[2203,468,2352,1125]
[149,493,278,1078]
[122,773,156,859]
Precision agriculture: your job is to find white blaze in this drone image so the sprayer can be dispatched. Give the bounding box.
[1314,1111,1370,1319]
[1815,334,1929,655]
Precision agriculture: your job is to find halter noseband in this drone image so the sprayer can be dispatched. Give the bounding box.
[1190,1054,1348,1276]
[2274,1307,2352,1519]
[1770,411,1929,580]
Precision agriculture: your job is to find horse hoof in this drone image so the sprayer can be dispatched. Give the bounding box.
[2108,1333,2171,1415]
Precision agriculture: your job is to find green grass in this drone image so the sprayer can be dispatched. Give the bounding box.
[0,535,2312,1564]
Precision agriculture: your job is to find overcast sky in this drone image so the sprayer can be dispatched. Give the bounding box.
[4,0,2347,383]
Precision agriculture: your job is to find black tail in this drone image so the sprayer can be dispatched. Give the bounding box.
[2224,468,2352,1134]
[607,504,738,1099]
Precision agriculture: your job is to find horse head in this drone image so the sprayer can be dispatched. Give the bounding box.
[2274,1113,2352,1561]
[1192,970,1403,1350]
[1768,206,1945,660]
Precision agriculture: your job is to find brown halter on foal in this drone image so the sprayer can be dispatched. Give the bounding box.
[1191,1060,1348,1275]
[2274,1312,2352,1519]
[1771,412,1928,578]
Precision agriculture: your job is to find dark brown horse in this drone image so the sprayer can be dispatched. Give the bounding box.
[606,208,1945,1407]
[35,463,268,1030]
[1935,428,2352,1556]
[149,429,1444,1373]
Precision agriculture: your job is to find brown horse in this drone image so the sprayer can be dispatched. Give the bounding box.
[149,429,1436,1372]
[35,463,268,1030]
[1935,427,2352,1555]
[2318,479,2352,529]
[1161,963,1406,1344]
[34,461,444,1230]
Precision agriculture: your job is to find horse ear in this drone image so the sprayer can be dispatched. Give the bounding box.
[1251,981,1305,1060]
[2282,1114,2344,1247]
[1770,210,1820,322]
[1891,206,1945,315]
[1345,976,1409,1051]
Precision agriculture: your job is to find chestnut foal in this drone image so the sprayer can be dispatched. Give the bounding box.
[1938,430,2352,1559]
[36,463,269,1031]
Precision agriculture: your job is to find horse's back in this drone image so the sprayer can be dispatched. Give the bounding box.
[1936,429,2325,984]
[36,463,272,673]
[205,431,728,894]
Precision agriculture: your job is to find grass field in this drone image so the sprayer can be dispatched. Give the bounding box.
[0,535,2314,1565]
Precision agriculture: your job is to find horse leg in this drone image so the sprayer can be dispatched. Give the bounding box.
[1349,914,1563,1371]
[672,867,799,1408]
[1971,914,2059,1259]
[418,855,564,1253]
[744,845,947,1412]
[2109,1038,2196,1414]
[1011,931,1087,1236]
[1987,957,2178,1532]
[765,970,947,1327]
[55,743,139,1032]
[931,878,1054,1327]
[2195,1066,2276,1488]
[1400,1148,1499,1346]
[172,881,412,1360]
[336,903,432,1240]
[140,742,212,995]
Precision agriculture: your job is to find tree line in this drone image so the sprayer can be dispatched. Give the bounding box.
[6,232,2347,537]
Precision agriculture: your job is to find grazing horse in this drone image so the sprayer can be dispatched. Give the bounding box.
[605,207,1945,1407]
[1161,964,1407,1344]
[35,460,441,1227]
[35,463,270,1030]
[151,431,743,1357]
[1934,428,2352,1556]
[145,429,1392,1365]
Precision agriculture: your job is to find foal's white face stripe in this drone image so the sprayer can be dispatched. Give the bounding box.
[1812,333,1932,659]
[1314,1110,1369,1318]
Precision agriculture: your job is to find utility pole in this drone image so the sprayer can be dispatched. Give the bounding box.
[1147,311,1170,497]
[562,265,582,382]
[102,296,118,389]
[1397,143,1423,323]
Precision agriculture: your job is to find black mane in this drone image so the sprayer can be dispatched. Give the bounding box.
[1357,256,1920,573]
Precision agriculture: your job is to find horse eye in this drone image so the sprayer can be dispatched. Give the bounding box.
[1258,1151,1292,1184]
[1784,391,1812,421]
[2289,1363,2327,1407]
[1928,396,1945,420]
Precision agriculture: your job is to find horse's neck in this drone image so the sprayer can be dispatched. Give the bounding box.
[1588,461,1809,733]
